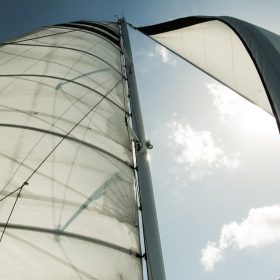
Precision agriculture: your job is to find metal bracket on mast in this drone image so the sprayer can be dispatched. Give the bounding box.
[119,18,166,280]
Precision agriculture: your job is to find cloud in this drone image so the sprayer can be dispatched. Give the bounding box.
[201,204,280,271]
[155,45,170,63]
[138,45,176,64]
[146,45,177,65]
[167,120,239,180]
[207,83,277,134]
[207,83,239,122]
[201,243,224,271]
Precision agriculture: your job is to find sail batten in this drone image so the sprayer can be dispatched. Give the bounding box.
[0,223,141,256]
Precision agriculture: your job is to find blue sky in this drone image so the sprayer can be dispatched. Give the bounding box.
[1,0,280,279]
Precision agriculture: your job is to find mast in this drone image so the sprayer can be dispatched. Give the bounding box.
[119,18,166,280]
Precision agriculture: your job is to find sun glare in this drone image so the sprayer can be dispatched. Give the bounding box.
[207,83,278,136]
[147,152,151,162]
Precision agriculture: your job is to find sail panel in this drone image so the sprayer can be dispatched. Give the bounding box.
[139,16,280,130]
[0,22,142,279]
[0,229,142,280]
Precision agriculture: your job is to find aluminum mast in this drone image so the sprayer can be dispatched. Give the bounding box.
[120,18,166,280]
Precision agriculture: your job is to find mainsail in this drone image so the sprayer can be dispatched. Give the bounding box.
[138,16,280,131]
[0,20,148,279]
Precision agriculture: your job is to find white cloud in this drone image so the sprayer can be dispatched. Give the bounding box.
[167,121,239,180]
[201,243,224,271]
[201,204,280,271]
[207,83,277,134]
[155,45,170,63]
[146,45,177,65]
[207,83,239,122]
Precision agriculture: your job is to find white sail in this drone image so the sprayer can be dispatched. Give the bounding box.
[0,21,143,279]
[138,16,280,131]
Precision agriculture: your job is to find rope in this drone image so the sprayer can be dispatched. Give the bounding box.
[0,183,27,242]
[127,22,137,30]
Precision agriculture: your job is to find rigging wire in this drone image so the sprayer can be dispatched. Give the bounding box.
[127,22,137,30]
[0,183,26,242]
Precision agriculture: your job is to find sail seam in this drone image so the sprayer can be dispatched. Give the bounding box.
[54,24,120,47]
[49,26,122,51]
[3,30,76,44]
[0,223,141,258]
[72,22,119,41]
[0,74,127,113]
[0,42,123,77]
[74,21,119,37]
[0,123,131,166]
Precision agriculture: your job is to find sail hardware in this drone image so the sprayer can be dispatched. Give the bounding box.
[145,140,153,150]
[126,119,142,151]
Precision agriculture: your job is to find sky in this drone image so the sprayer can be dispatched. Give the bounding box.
[0,0,280,279]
